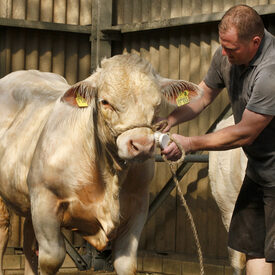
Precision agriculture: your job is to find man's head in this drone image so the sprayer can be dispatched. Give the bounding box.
[218,5,264,66]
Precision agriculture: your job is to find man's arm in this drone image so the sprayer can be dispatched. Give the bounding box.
[162,108,273,161]
[164,81,221,132]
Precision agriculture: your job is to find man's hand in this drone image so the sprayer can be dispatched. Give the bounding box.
[161,134,192,161]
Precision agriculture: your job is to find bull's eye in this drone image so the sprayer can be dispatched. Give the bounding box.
[101,99,109,105]
[99,98,114,111]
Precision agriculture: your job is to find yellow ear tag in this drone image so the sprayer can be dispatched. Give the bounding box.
[176,90,190,106]
[76,93,88,107]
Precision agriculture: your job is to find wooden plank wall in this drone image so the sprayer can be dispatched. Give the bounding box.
[0,0,92,84]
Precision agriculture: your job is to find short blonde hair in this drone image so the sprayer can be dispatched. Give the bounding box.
[218,5,264,41]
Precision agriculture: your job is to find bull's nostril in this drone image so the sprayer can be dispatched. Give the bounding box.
[130,140,139,151]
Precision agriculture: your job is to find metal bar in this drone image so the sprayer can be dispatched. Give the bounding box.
[62,233,89,271]
[155,154,208,163]
[147,104,232,221]
[0,17,91,34]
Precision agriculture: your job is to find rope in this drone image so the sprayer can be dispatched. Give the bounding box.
[161,135,205,275]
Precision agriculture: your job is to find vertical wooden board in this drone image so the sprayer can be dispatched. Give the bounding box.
[191,0,202,15]
[160,0,170,20]
[80,0,92,25]
[130,32,140,55]
[169,30,180,79]
[19,217,24,248]
[4,29,11,74]
[193,163,209,258]
[123,0,133,24]
[26,0,40,20]
[201,0,212,14]
[175,170,189,253]
[25,30,39,69]
[154,168,173,251]
[8,214,21,247]
[0,29,7,77]
[52,32,65,77]
[206,176,220,258]
[53,0,66,23]
[267,16,275,35]
[40,0,53,22]
[181,0,192,16]
[139,33,150,61]
[12,0,26,19]
[0,0,7,18]
[151,0,161,21]
[171,0,181,18]
[78,35,91,80]
[183,167,199,257]
[149,32,160,72]
[65,34,78,84]
[188,29,200,138]
[141,0,150,22]
[11,29,25,71]
[116,0,124,24]
[178,28,190,146]
[212,0,223,12]
[39,32,52,72]
[132,0,142,23]
[67,0,80,24]
[189,29,200,87]
[223,1,234,11]
[198,26,212,134]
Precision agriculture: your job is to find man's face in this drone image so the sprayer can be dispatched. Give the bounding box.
[219,27,261,66]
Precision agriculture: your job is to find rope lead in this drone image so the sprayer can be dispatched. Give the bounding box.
[160,135,205,275]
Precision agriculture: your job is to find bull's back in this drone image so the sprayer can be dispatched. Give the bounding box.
[0,70,70,214]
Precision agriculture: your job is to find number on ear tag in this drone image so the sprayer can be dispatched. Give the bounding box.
[176,90,190,106]
[76,93,88,107]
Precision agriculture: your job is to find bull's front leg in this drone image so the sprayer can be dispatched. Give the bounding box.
[112,193,149,275]
[30,188,66,275]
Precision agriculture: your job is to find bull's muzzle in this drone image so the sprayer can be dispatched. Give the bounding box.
[116,128,155,161]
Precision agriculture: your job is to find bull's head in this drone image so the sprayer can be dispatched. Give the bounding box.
[61,54,202,163]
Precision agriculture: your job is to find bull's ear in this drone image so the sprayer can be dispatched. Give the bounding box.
[61,81,97,108]
[157,75,203,106]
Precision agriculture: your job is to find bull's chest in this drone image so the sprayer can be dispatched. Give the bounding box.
[61,179,121,251]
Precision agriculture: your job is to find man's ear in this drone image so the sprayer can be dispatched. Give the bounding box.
[156,75,203,107]
[61,81,97,108]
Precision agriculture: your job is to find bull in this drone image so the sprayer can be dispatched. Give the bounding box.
[0,54,202,275]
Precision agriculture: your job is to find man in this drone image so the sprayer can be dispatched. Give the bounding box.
[161,5,275,275]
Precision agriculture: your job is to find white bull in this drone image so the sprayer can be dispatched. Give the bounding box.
[209,115,247,274]
[0,54,202,275]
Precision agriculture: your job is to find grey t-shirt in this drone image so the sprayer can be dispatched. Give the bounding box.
[204,30,275,187]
